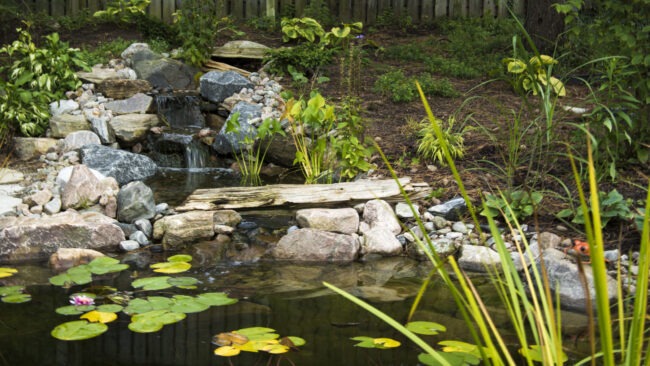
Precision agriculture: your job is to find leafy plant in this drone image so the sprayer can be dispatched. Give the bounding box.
[417,115,468,166]
[374,70,459,103]
[504,54,566,97]
[0,285,31,304]
[93,0,150,23]
[481,190,543,223]
[213,327,305,357]
[557,189,634,228]
[0,26,90,136]
[281,17,325,43]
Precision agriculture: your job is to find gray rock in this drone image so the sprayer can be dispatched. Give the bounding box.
[535,232,562,249]
[50,113,91,138]
[0,196,21,217]
[153,211,216,250]
[296,208,359,234]
[362,199,401,235]
[108,114,160,145]
[428,197,467,221]
[84,108,116,144]
[452,221,469,234]
[133,51,198,90]
[361,227,403,256]
[539,248,618,311]
[12,137,58,160]
[213,210,242,227]
[119,240,141,251]
[271,228,360,262]
[200,71,254,104]
[406,237,459,261]
[62,130,101,152]
[212,102,261,155]
[104,93,153,114]
[61,165,104,210]
[134,218,153,238]
[44,196,62,215]
[55,165,105,193]
[121,43,151,65]
[24,188,53,207]
[458,245,502,272]
[50,99,79,116]
[96,79,151,99]
[80,144,158,185]
[0,211,124,262]
[395,202,419,219]
[129,230,150,246]
[117,181,156,223]
[76,66,121,84]
[0,169,24,184]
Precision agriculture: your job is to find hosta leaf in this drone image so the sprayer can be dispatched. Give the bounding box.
[51,320,108,341]
[406,321,446,335]
[81,310,117,324]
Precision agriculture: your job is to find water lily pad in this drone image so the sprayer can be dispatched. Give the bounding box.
[170,297,210,313]
[123,298,153,315]
[128,317,164,333]
[81,310,117,324]
[56,305,96,315]
[260,343,290,354]
[129,310,186,333]
[131,276,172,291]
[167,276,198,288]
[150,261,191,274]
[406,321,446,335]
[167,254,192,263]
[50,267,92,286]
[147,296,174,310]
[51,320,108,341]
[96,304,123,313]
[196,292,238,306]
[1,293,31,303]
[0,267,18,278]
[351,336,399,349]
[88,257,129,275]
[285,336,306,347]
[0,285,24,296]
[214,345,241,357]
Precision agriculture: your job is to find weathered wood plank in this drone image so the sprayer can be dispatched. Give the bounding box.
[148,0,162,20]
[421,0,434,23]
[406,0,418,22]
[232,0,244,18]
[366,0,377,25]
[294,0,305,16]
[467,0,481,16]
[51,0,64,16]
[67,0,80,16]
[352,0,365,23]
[448,0,464,17]
[161,0,175,23]
[339,0,352,22]
[435,0,447,17]
[246,0,260,18]
[497,0,507,17]
[483,0,496,16]
[512,0,525,16]
[393,0,404,18]
[177,178,431,211]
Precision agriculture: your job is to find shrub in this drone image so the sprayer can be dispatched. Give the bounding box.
[374,70,459,102]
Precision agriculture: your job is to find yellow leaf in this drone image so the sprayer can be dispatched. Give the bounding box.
[80,310,117,324]
[214,346,240,357]
[261,344,289,354]
[0,267,18,278]
[373,338,401,348]
[234,341,259,353]
[549,76,566,96]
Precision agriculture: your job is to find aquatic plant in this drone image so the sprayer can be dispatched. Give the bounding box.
[212,327,305,357]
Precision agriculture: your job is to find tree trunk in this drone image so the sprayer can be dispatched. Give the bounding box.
[525,0,565,53]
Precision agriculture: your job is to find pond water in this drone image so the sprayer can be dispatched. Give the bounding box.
[0,255,594,366]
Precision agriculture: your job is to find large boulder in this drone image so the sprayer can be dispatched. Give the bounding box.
[49,113,91,138]
[108,113,160,144]
[0,211,125,263]
[362,199,401,235]
[212,102,261,155]
[270,228,360,262]
[80,144,158,185]
[131,49,198,90]
[117,181,156,223]
[61,165,104,210]
[153,211,217,250]
[200,71,253,104]
[296,208,359,234]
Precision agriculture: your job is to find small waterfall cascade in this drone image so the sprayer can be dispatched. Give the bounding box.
[155,93,206,129]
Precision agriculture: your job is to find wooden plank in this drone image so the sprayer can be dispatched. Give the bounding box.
[497,0,507,17]
[279,0,293,18]
[86,0,101,13]
[467,0,481,16]
[512,0,525,17]
[232,0,244,18]
[51,0,65,16]
[294,0,305,16]
[246,0,260,18]
[161,0,175,23]
[366,0,377,25]
[265,0,277,19]
[406,0,419,22]
[435,0,447,17]
[176,178,431,211]
[203,60,252,78]
[377,0,390,15]
[393,0,404,18]
[33,0,48,14]
[421,0,434,23]
[483,0,496,16]
[448,0,463,17]
[352,0,365,22]
[67,0,80,16]
[148,0,162,21]
[338,0,352,22]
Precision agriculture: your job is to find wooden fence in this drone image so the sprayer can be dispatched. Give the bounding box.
[18,0,526,25]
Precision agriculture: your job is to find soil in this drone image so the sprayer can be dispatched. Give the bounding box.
[3,21,647,251]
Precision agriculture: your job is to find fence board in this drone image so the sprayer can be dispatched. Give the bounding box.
[483,0,495,15]
[421,0,434,22]
[513,0,524,15]
[406,0,418,22]
[467,0,481,16]
[366,0,377,24]
[353,0,365,22]
[68,0,81,15]
[51,0,65,16]
[246,0,259,18]
[497,0,507,17]
[294,0,305,15]
[149,0,162,20]
[339,0,352,21]
[435,0,447,17]
[86,0,101,13]
[33,0,49,14]
[393,0,404,18]
[161,0,175,23]
[448,0,464,17]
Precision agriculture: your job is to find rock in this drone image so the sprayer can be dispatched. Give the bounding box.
[428,197,467,221]
[0,169,25,184]
[119,240,141,251]
[213,210,242,227]
[129,231,150,246]
[539,248,618,311]
[134,218,153,238]
[44,196,62,215]
[0,211,124,263]
[84,107,116,144]
[212,40,270,59]
[50,100,79,116]
[48,248,105,272]
[121,43,151,65]
[395,202,419,219]
[452,221,469,234]
[263,134,298,167]
[212,102,261,155]
[296,208,359,234]
[97,79,152,99]
[62,130,101,152]
[200,71,254,104]
[24,188,53,206]
[12,137,58,160]
[80,144,158,185]
[458,245,502,272]
[117,181,156,223]
[104,93,153,114]
[61,165,104,210]
[271,228,360,262]
[361,227,403,256]
[49,113,91,138]
[0,196,21,217]
[76,66,121,84]
[108,114,160,144]
[406,237,459,261]
[56,165,105,192]
[535,231,562,249]
[362,199,401,235]
[153,211,217,249]
[132,51,198,90]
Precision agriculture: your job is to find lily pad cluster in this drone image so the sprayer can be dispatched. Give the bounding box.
[49,255,239,341]
[0,285,31,303]
[212,327,306,357]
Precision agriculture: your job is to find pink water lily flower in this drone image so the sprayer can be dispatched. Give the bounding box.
[70,294,95,306]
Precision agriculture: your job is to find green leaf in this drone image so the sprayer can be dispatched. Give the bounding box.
[88,256,129,275]
[147,296,174,310]
[150,261,191,274]
[129,310,186,333]
[95,304,123,313]
[170,297,210,313]
[167,277,199,287]
[1,293,31,303]
[123,298,154,315]
[56,305,95,315]
[51,320,108,341]
[406,321,446,335]
[131,276,172,291]
[519,345,568,363]
[196,292,238,306]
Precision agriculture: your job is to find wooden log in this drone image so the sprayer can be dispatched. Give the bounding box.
[176,178,432,211]
[203,60,252,77]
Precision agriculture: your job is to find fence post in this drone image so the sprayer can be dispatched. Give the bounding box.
[266,0,276,20]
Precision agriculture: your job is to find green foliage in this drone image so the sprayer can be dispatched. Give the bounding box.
[425,56,482,79]
[0,26,90,136]
[93,0,150,22]
[417,115,468,166]
[374,70,459,102]
[281,17,325,43]
[78,38,132,66]
[51,320,108,341]
[213,327,305,357]
[481,190,543,223]
[557,189,634,228]
[49,257,128,287]
[0,285,31,304]
[503,54,566,96]
[332,98,375,179]
[302,0,334,27]
[265,42,335,85]
[351,336,401,349]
